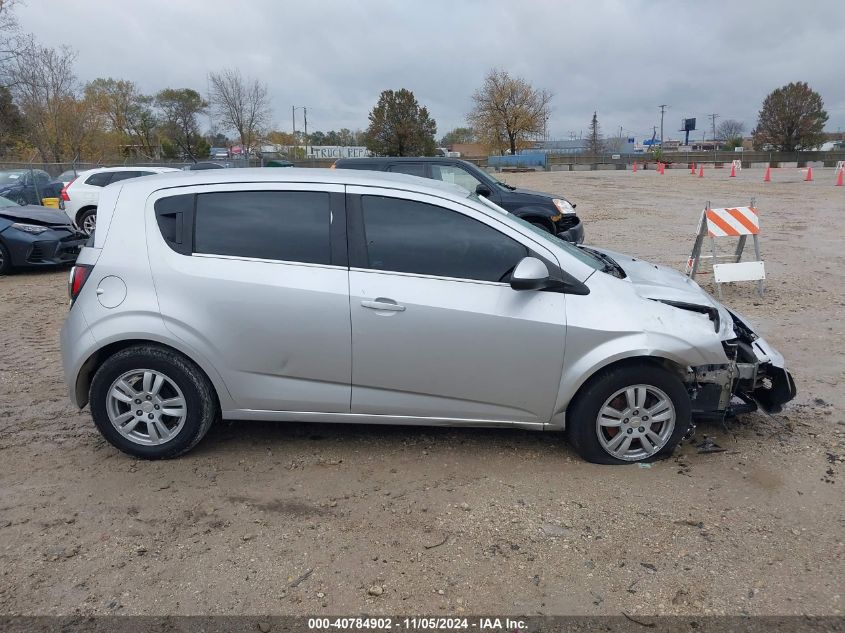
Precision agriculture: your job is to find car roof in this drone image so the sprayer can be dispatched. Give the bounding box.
[335,156,476,164]
[116,167,472,201]
[76,166,181,176]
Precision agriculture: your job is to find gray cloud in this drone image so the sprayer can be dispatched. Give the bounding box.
[16,0,845,140]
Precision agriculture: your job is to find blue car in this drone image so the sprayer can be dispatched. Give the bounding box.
[0,169,62,206]
[0,196,87,275]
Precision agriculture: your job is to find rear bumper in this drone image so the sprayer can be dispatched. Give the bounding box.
[555,216,585,243]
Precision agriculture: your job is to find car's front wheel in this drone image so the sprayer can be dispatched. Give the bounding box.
[565,363,691,464]
[89,345,217,458]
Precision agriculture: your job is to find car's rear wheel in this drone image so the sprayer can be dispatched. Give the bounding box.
[565,363,690,464]
[0,241,12,275]
[89,345,217,458]
[79,209,97,235]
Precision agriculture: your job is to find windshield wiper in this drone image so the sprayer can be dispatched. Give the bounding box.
[496,180,516,190]
[578,246,626,278]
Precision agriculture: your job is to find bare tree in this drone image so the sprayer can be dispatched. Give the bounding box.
[716,119,745,141]
[207,68,270,157]
[468,68,552,155]
[7,44,96,161]
[0,0,30,83]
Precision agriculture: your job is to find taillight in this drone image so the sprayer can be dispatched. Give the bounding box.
[60,177,76,201]
[68,264,92,304]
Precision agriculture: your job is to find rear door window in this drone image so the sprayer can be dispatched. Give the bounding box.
[194,191,332,265]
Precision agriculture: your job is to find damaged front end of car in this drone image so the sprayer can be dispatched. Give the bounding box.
[687,310,797,423]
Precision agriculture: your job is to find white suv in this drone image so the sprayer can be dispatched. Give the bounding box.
[62,166,179,234]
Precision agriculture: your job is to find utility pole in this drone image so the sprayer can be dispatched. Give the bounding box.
[303,107,308,158]
[708,113,719,141]
[291,106,296,158]
[658,104,669,145]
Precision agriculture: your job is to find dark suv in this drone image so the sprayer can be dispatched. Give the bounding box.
[333,157,583,242]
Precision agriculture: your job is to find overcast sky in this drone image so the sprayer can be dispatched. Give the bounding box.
[16,0,845,142]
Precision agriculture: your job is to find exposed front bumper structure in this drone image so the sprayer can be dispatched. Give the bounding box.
[688,312,797,421]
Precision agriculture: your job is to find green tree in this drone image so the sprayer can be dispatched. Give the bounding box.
[585,111,603,155]
[85,78,159,158]
[155,88,207,160]
[365,88,437,156]
[0,85,24,155]
[439,127,476,147]
[752,82,828,151]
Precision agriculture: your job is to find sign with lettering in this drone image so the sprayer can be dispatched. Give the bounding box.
[306,146,372,159]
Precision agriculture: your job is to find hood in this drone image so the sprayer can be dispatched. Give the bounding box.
[0,204,73,226]
[590,246,736,339]
[503,185,572,205]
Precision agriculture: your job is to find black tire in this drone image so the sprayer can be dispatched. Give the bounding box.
[78,208,97,235]
[565,363,691,465]
[89,345,217,459]
[0,240,12,275]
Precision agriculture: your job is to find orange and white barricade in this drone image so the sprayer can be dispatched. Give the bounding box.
[686,199,764,297]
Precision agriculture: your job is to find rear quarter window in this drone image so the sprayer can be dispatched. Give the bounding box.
[85,172,112,187]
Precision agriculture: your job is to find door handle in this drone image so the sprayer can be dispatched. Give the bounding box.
[361,298,406,312]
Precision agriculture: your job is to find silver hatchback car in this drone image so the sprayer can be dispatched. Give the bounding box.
[60,169,796,464]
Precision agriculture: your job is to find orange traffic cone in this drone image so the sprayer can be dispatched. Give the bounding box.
[764,165,771,182]
[729,163,736,177]
[805,165,813,182]
[836,169,843,186]
[632,161,638,173]
[698,165,704,178]
[659,162,665,175]
[690,162,696,174]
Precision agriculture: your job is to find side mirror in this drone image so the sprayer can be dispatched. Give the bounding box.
[475,183,492,197]
[510,257,551,291]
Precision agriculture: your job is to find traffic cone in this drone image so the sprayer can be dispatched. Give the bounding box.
[805,165,813,182]
[633,161,638,173]
[698,165,704,178]
[659,162,665,175]
[690,162,696,174]
[836,169,843,186]
[764,165,771,182]
[729,163,736,177]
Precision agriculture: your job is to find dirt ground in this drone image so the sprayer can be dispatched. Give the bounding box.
[0,167,842,618]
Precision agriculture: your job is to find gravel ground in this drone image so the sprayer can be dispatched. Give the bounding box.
[0,167,842,617]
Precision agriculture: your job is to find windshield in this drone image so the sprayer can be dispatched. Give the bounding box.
[0,171,26,186]
[470,192,603,271]
[0,195,19,207]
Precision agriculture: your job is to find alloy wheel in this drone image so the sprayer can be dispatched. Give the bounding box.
[106,369,187,445]
[82,214,97,235]
[595,384,676,461]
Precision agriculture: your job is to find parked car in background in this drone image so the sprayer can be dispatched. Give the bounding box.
[60,168,794,463]
[56,170,80,187]
[209,147,230,160]
[333,157,584,243]
[0,196,86,275]
[62,166,180,235]
[0,169,62,206]
[184,162,227,170]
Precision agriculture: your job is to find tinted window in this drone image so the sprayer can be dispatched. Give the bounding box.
[108,171,144,183]
[361,196,527,282]
[33,170,51,183]
[85,172,112,187]
[387,163,426,177]
[430,164,482,192]
[195,191,331,264]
